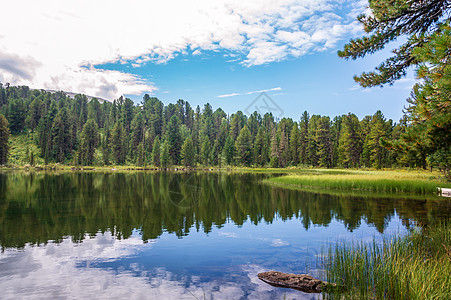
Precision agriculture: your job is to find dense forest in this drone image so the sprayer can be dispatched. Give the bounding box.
[0,83,430,170]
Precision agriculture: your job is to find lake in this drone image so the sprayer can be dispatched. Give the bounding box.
[0,171,449,299]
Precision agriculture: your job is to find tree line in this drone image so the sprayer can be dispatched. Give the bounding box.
[0,83,428,170]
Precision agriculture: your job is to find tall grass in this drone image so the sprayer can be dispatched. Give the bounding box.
[267,171,450,194]
[322,222,451,299]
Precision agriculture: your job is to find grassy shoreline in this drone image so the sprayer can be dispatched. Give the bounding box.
[265,170,451,194]
[2,165,450,194]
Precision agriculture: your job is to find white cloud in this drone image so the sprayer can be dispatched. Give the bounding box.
[0,0,365,100]
[218,87,282,98]
[0,233,308,299]
[270,239,290,247]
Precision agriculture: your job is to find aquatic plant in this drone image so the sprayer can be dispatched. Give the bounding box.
[322,222,451,299]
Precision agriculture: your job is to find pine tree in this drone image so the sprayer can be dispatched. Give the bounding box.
[278,129,289,167]
[316,117,332,168]
[270,126,279,168]
[362,111,389,169]
[0,114,10,165]
[51,108,72,163]
[160,140,170,169]
[79,119,99,165]
[129,111,144,162]
[289,123,299,166]
[235,125,252,166]
[222,136,235,166]
[229,113,243,140]
[181,136,195,167]
[396,23,451,178]
[299,111,309,165]
[167,115,182,165]
[151,136,161,167]
[200,135,210,166]
[339,0,450,87]
[338,113,362,168]
[109,122,126,164]
[101,127,111,165]
[307,115,319,166]
[7,98,25,134]
[253,127,265,166]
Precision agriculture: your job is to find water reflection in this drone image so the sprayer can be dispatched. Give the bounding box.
[1,171,449,299]
[0,171,449,249]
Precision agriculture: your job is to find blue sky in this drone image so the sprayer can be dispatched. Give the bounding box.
[99,44,414,122]
[1,0,415,122]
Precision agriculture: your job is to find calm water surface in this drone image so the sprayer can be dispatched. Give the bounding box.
[0,172,449,299]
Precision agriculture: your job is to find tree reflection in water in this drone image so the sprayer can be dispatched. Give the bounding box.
[0,171,449,249]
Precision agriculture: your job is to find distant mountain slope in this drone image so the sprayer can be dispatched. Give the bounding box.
[44,89,111,103]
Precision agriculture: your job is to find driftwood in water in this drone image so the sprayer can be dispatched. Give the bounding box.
[258,271,330,293]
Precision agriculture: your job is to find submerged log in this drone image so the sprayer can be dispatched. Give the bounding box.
[258,271,329,293]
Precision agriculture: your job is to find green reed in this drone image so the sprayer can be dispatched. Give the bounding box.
[268,171,449,194]
[322,222,451,299]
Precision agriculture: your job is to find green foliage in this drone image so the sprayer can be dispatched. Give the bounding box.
[51,108,73,163]
[160,139,170,168]
[222,136,235,166]
[235,125,253,166]
[200,135,210,166]
[0,114,10,164]
[79,119,99,166]
[109,122,126,164]
[323,222,451,299]
[338,113,362,168]
[151,136,161,167]
[7,133,44,166]
[167,115,182,165]
[341,3,450,177]
[268,170,448,194]
[0,84,439,170]
[404,23,451,179]
[339,0,450,87]
[7,98,25,134]
[181,136,195,167]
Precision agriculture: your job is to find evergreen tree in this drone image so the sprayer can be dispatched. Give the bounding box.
[79,119,99,165]
[0,114,10,165]
[51,108,72,163]
[130,111,145,162]
[278,129,289,167]
[339,0,450,87]
[235,125,252,166]
[290,123,300,166]
[210,139,220,166]
[7,98,25,134]
[394,23,451,178]
[307,115,319,166]
[270,127,279,168]
[299,111,309,165]
[167,115,182,165]
[181,136,195,167]
[101,127,111,165]
[160,140,171,168]
[338,113,362,168]
[229,113,243,141]
[362,111,390,168]
[151,136,161,167]
[109,122,126,164]
[316,117,332,168]
[253,127,266,166]
[222,136,235,166]
[200,135,210,166]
